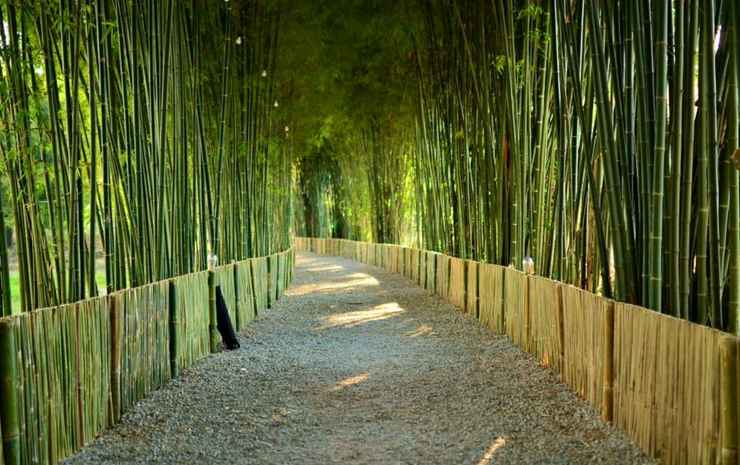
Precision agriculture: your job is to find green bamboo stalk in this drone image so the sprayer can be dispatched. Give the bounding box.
[0,318,20,465]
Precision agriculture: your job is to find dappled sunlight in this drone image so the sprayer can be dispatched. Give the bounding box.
[290,276,380,296]
[331,372,369,391]
[404,324,435,338]
[315,302,405,330]
[304,265,345,273]
[475,437,507,465]
[347,272,371,279]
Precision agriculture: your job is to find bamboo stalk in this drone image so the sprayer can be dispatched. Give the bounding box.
[0,318,20,465]
[208,271,218,353]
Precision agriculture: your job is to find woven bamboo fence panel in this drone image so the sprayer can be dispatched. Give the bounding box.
[466,261,478,318]
[170,272,210,372]
[528,276,563,371]
[395,246,403,275]
[385,245,397,273]
[333,239,341,256]
[375,244,384,268]
[410,249,421,284]
[268,255,279,305]
[358,242,368,264]
[252,258,269,313]
[77,298,112,442]
[435,254,450,299]
[504,268,528,350]
[276,254,284,299]
[448,257,466,312]
[418,250,427,288]
[366,243,376,267]
[235,262,256,327]
[425,252,437,292]
[383,245,392,272]
[560,285,610,414]
[13,304,84,464]
[340,240,353,260]
[402,247,411,279]
[118,282,171,413]
[477,263,505,333]
[614,303,724,465]
[277,252,288,297]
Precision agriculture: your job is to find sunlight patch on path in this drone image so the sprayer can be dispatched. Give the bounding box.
[331,373,369,391]
[404,324,435,338]
[315,302,405,330]
[291,275,380,296]
[475,437,507,465]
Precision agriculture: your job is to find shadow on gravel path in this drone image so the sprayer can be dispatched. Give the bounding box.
[65,252,656,465]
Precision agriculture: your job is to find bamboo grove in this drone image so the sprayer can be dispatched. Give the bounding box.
[411,0,740,333]
[0,0,292,314]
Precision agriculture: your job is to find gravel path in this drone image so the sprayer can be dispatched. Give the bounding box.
[65,252,656,465]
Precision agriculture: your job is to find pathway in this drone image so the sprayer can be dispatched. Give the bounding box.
[65,252,655,465]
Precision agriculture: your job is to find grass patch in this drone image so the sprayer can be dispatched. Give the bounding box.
[8,272,107,314]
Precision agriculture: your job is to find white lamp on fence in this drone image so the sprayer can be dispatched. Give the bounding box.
[208,253,219,270]
[523,256,535,275]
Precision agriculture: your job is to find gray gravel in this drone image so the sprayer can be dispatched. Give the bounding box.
[65,252,656,465]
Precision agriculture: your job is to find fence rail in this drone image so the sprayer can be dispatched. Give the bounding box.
[295,237,740,465]
[0,249,295,465]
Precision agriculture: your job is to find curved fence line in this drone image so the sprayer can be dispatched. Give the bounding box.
[295,237,739,465]
[0,249,295,465]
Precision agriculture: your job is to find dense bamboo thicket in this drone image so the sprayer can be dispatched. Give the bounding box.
[0,0,291,314]
[409,0,738,333]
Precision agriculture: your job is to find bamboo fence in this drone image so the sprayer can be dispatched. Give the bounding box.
[504,268,529,350]
[528,276,563,372]
[478,263,505,334]
[295,237,740,465]
[466,261,478,319]
[448,258,466,312]
[0,251,294,465]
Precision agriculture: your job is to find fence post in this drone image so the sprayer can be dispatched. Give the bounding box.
[556,284,565,377]
[267,256,273,309]
[208,270,218,353]
[233,264,240,332]
[719,336,739,465]
[168,281,179,379]
[602,301,615,422]
[0,318,20,465]
[109,294,122,423]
